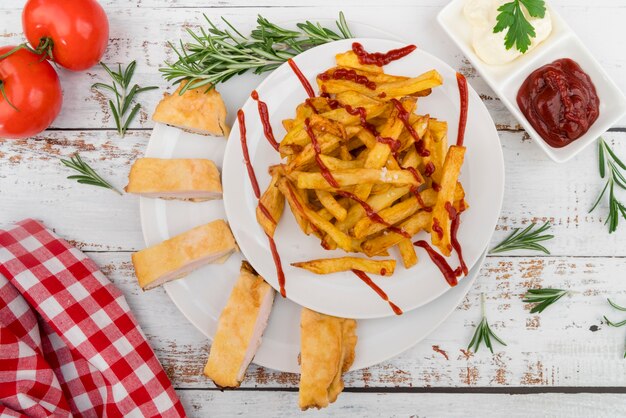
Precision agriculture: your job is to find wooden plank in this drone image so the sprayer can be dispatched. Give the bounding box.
[1,130,625,255]
[0,4,625,129]
[174,391,626,417]
[92,251,626,388]
[3,0,626,9]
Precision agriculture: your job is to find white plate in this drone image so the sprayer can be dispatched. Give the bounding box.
[139,21,492,373]
[222,37,504,319]
[438,0,626,163]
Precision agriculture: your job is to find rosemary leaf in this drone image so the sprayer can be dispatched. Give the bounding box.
[61,153,122,195]
[590,138,626,233]
[92,61,158,137]
[490,221,554,254]
[522,288,568,314]
[160,12,353,92]
[467,294,507,354]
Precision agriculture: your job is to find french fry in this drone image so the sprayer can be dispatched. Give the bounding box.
[256,168,285,238]
[318,70,443,98]
[319,155,364,170]
[431,146,466,256]
[362,211,432,257]
[278,178,354,252]
[315,190,347,222]
[294,169,421,190]
[292,257,396,276]
[397,239,418,268]
[335,51,384,73]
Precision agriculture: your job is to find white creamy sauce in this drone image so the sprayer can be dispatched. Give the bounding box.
[464,0,552,65]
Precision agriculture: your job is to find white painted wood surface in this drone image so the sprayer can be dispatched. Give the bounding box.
[2,0,626,416]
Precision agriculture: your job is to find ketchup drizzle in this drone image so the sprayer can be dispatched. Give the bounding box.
[424,162,435,177]
[318,68,376,90]
[288,59,315,98]
[413,241,458,287]
[391,98,430,157]
[431,217,444,240]
[410,187,432,212]
[336,190,411,239]
[251,90,279,152]
[258,202,277,225]
[238,108,286,297]
[352,269,403,315]
[267,234,286,298]
[238,110,261,199]
[451,214,468,276]
[352,42,417,67]
[456,72,468,147]
[304,118,340,188]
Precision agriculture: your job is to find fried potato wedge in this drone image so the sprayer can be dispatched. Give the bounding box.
[292,257,396,276]
[431,145,466,256]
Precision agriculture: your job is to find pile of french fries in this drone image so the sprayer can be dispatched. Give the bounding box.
[255,49,468,277]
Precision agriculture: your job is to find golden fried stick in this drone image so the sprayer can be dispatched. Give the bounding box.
[431,146,466,256]
[292,257,395,276]
[298,309,357,410]
[204,262,275,388]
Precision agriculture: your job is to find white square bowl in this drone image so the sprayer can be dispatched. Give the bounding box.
[438,0,626,163]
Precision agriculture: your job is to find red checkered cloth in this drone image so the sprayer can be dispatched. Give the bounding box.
[0,219,186,417]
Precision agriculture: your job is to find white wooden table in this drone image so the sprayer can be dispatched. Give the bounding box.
[2,0,626,416]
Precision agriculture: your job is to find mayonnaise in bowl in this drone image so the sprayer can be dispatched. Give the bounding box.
[464,0,552,65]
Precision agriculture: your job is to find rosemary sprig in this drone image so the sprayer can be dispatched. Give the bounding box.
[603,299,626,358]
[160,12,353,94]
[490,221,554,254]
[92,61,158,137]
[522,288,568,314]
[61,153,122,195]
[589,138,626,233]
[467,293,507,353]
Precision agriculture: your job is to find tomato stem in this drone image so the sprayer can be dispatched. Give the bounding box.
[0,80,19,112]
[35,37,55,63]
[0,43,38,61]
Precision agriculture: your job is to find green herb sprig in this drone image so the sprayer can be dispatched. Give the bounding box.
[522,288,568,314]
[589,138,626,233]
[92,61,158,137]
[61,153,122,195]
[493,0,546,53]
[603,299,626,358]
[467,293,507,354]
[160,12,353,94]
[490,221,554,254]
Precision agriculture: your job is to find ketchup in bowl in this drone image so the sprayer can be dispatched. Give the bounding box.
[517,58,600,148]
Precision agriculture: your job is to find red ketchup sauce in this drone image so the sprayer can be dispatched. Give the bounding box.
[352,269,403,315]
[251,90,279,152]
[424,162,435,177]
[456,73,468,147]
[287,58,315,98]
[391,98,430,157]
[413,241,458,287]
[304,118,340,188]
[352,42,416,67]
[238,109,287,298]
[258,202,277,225]
[517,58,600,148]
[336,190,411,239]
[411,187,432,212]
[318,68,376,90]
[238,110,261,199]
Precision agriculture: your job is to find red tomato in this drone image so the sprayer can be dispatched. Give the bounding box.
[0,46,63,139]
[22,0,109,71]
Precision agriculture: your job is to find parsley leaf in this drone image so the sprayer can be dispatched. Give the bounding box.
[493,0,546,53]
